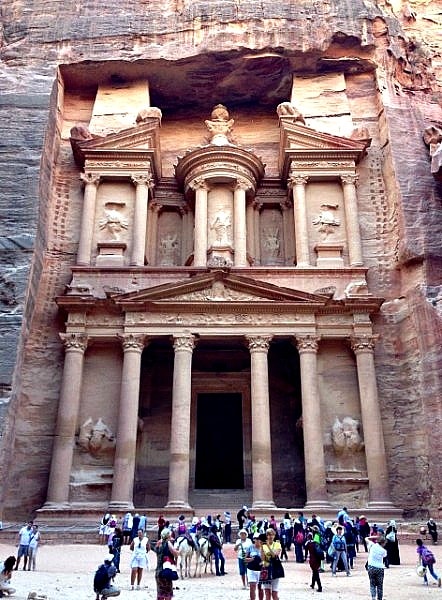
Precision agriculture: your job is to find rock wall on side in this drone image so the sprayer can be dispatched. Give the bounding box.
[0,0,441,518]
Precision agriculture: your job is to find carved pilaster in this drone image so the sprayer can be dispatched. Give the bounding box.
[80,172,101,186]
[350,334,378,353]
[288,170,310,267]
[288,173,309,188]
[341,174,359,186]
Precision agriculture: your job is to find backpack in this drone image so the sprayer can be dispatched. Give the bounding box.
[333,537,345,552]
[93,564,109,593]
[314,543,325,562]
[295,531,304,544]
[422,547,436,564]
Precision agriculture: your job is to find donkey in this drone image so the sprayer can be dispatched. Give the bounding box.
[194,535,214,577]
[175,535,195,579]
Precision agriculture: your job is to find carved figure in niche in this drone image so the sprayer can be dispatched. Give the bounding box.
[158,232,179,265]
[423,125,442,179]
[344,280,369,297]
[276,102,306,125]
[331,417,364,455]
[78,417,116,457]
[312,203,340,239]
[99,201,128,240]
[262,227,281,257]
[210,210,232,245]
[205,104,235,145]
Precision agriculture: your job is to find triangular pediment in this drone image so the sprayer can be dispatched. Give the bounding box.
[112,271,330,309]
[281,121,369,152]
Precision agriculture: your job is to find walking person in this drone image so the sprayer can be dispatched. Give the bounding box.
[245,534,264,600]
[261,528,282,600]
[224,511,232,544]
[416,538,441,586]
[27,524,41,571]
[234,528,253,589]
[209,525,227,576]
[129,529,150,590]
[331,525,351,576]
[111,527,123,573]
[306,534,323,592]
[0,556,16,596]
[385,520,400,565]
[366,534,387,600]
[154,528,179,600]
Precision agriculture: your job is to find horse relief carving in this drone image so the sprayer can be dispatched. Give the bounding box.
[99,201,128,240]
[331,416,364,455]
[78,417,116,457]
[313,203,340,239]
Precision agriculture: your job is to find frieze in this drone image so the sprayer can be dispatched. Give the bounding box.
[126,312,302,326]
[89,161,152,170]
[290,161,354,169]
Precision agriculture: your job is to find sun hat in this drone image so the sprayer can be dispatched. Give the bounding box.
[161,528,172,539]
[239,529,248,535]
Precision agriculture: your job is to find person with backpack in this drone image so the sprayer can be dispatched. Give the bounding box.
[306,535,324,592]
[331,526,351,576]
[93,554,120,600]
[293,519,305,563]
[416,538,441,587]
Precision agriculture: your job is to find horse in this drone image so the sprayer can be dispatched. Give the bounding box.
[175,535,195,579]
[194,535,214,577]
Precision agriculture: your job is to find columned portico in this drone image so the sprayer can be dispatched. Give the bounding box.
[351,335,394,508]
[296,335,331,510]
[45,333,88,507]
[166,333,195,509]
[247,334,276,509]
[110,333,146,510]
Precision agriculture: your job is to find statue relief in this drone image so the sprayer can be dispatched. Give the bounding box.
[276,102,306,125]
[99,201,128,240]
[331,416,364,455]
[205,104,235,146]
[78,417,116,457]
[158,232,179,265]
[210,210,232,246]
[262,227,281,258]
[312,203,340,239]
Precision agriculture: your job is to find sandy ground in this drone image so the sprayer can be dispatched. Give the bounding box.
[0,540,441,600]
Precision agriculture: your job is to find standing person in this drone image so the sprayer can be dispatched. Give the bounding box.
[27,524,41,571]
[130,514,141,541]
[344,522,356,569]
[293,519,305,563]
[99,513,111,545]
[427,518,438,544]
[129,529,150,590]
[234,528,253,589]
[416,538,441,587]
[209,526,227,576]
[157,515,166,540]
[237,506,249,529]
[224,511,232,544]
[111,527,123,573]
[0,556,16,596]
[366,534,387,600]
[261,528,282,600]
[154,528,179,600]
[331,525,351,576]
[93,554,120,600]
[245,534,263,600]
[14,521,33,570]
[278,524,288,561]
[385,520,400,565]
[122,512,133,545]
[359,516,370,552]
[306,534,323,592]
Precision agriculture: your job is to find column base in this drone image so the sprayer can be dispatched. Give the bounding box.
[165,501,193,510]
[41,501,72,510]
[252,500,277,510]
[108,500,134,511]
[303,500,333,511]
[367,500,402,513]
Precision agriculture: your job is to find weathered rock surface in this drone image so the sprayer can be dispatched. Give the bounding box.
[0,0,441,518]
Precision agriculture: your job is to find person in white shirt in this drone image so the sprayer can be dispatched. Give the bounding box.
[234,529,253,589]
[27,524,41,571]
[15,522,33,571]
[366,534,387,600]
[0,556,17,596]
[129,529,150,590]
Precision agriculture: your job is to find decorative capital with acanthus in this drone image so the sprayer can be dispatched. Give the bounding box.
[131,172,155,188]
[173,333,196,352]
[234,178,250,193]
[189,177,209,192]
[60,332,88,352]
[118,333,147,352]
[288,169,309,188]
[80,172,100,186]
[295,334,320,353]
[341,174,359,186]
[350,334,378,353]
[246,334,272,352]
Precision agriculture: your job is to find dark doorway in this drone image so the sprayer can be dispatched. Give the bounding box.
[195,393,244,489]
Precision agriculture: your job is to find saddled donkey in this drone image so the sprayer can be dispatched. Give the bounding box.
[175,535,195,579]
[194,535,213,577]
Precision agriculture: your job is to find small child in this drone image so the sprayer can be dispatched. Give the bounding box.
[416,538,441,587]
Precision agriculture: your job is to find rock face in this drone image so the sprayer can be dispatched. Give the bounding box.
[0,0,441,519]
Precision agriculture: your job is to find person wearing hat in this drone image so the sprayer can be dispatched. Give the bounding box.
[93,554,120,600]
[234,529,253,588]
[245,534,263,600]
[427,517,438,544]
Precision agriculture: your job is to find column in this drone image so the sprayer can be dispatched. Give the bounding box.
[288,172,310,267]
[253,201,262,264]
[131,174,153,266]
[281,199,294,265]
[233,180,248,267]
[166,333,195,509]
[341,174,363,266]
[44,333,88,507]
[295,335,331,509]
[246,335,276,509]
[145,202,161,265]
[192,178,209,267]
[77,173,100,265]
[180,206,191,265]
[350,335,395,508]
[110,334,146,510]
[246,202,255,263]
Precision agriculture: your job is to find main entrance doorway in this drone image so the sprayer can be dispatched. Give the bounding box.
[195,392,244,489]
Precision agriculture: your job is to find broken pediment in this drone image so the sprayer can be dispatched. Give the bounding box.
[70,118,162,180]
[112,271,331,310]
[278,121,370,180]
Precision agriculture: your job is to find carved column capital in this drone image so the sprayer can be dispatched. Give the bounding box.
[288,173,309,188]
[246,335,272,352]
[234,178,250,192]
[280,199,292,211]
[60,332,88,352]
[118,333,147,352]
[131,173,154,188]
[341,174,359,186]
[295,335,320,353]
[80,172,100,186]
[190,177,209,191]
[350,334,378,353]
[173,333,196,353]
